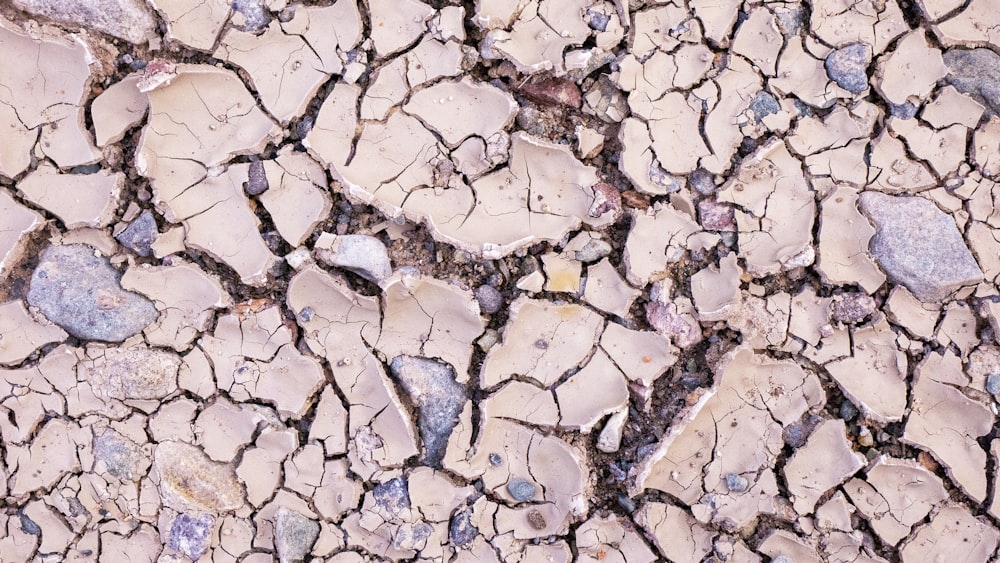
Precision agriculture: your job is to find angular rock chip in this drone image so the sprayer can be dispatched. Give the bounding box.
[860,191,983,302]
[783,419,864,515]
[634,347,824,529]
[116,210,158,257]
[314,233,392,284]
[27,244,159,342]
[844,457,947,545]
[0,300,67,366]
[825,43,871,94]
[168,513,215,561]
[275,508,320,563]
[391,355,467,467]
[153,441,246,514]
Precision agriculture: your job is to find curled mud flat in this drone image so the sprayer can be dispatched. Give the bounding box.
[2,0,1000,561]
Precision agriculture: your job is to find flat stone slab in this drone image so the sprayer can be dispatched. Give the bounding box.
[27,244,159,342]
[859,192,982,302]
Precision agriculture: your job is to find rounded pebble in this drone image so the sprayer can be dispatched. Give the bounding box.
[474,284,504,314]
[506,477,537,502]
[987,373,1000,395]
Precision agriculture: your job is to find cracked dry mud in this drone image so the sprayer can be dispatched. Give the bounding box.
[5,1,1000,563]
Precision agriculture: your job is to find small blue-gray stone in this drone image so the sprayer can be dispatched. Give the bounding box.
[826,43,871,94]
[749,91,780,122]
[506,478,537,502]
[987,374,1000,395]
[168,513,214,560]
[116,210,157,257]
[449,510,478,547]
[725,472,749,492]
[840,400,859,421]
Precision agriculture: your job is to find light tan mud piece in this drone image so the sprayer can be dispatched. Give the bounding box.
[783,419,864,515]
[216,15,344,122]
[0,301,67,365]
[634,347,824,528]
[900,505,999,563]
[378,270,484,381]
[933,0,1000,48]
[623,205,705,286]
[576,514,658,563]
[582,258,641,316]
[287,267,418,479]
[904,351,994,502]
[120,261,232,351]
[150,0,232,51]
[259,149,332,246]
[844,457,947,545]
[18,165,122,229]
[91,74,149,147]
[874,31,947,106]
[0,18,100,178]
[825,319,907,423]
[809,0,908,55]
[718,140,814,276]
[0,190,43,276]
[480,297,603,388]
[634,502,715,562]
[816,185,885,293]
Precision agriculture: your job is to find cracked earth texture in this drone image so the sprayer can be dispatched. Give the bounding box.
[3,0,1000,561]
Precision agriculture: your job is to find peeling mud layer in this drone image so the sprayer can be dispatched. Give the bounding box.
[5,0,1000,562]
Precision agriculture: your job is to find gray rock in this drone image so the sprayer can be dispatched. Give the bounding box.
[987,374,1000,395]
[575,239,613,263]
[94,429,149,480]
[245,160,269,196]
[748,91,781,122]
[116,211,157,257]
[168,513,214,561]
[825,43,871,94]
[390,356,467,467]
[840,400,859,421]
[27,244,158,342]
[889,101,918,119]
[373,477,410,518]
[315,234,392,283]
[449,510,478,547]
[231,0,270,32]
[275,508,319,563]
[474,284,503,314]
[859,192,983,302]
[506,477,537,502]
[12,0,156,44]
[831,293,876,324]
[943,48,1000,115]
[19,511,41,536]
[724,472,749,493]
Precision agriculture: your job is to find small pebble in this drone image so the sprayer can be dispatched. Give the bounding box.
[507,478,537,502]
[987,373,1000,395]
[575,239,612,263]
[527,509,547,530]
[858,426,874,447]
[840,400,859,421]
[617,493,636,513]
[725,472,749,493]
[474,284,504,314]
[489,452,503,466]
